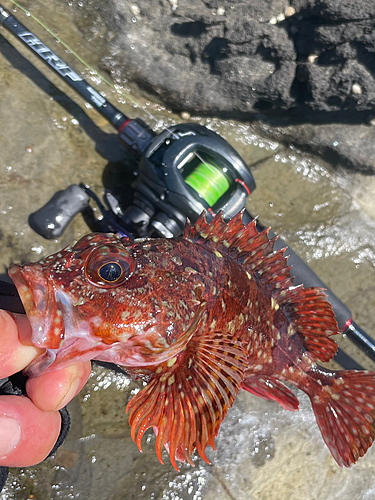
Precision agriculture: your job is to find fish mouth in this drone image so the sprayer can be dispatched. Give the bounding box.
[8,263,65,349]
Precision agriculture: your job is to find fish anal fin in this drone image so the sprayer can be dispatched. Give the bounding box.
[308,369,375,467]
[241,374,299,411]
[281,287,338,362]
[126,333,248,470]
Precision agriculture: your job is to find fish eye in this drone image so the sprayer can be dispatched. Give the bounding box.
[85,245,135,287]
[98,262,123,282]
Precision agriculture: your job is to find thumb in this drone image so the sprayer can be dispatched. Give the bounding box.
[0,395,61,467]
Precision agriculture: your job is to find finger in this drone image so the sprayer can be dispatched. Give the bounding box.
[0,395,61,467]
[0,310,43,378]
[26,361,92,412]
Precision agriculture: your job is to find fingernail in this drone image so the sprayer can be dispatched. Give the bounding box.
[55,374,82,411]
[0,417,21,457]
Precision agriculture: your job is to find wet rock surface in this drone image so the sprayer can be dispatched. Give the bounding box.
[71,0,375,172]
[255,120,375,173]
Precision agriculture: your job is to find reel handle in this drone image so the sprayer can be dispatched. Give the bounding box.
[29,185,90,239]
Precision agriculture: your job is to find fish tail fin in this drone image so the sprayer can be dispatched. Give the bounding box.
[308,369,375,467]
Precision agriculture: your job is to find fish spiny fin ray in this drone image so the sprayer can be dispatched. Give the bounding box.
[185,211,339,361]
[126,333,248,470]
[185,210,294,294]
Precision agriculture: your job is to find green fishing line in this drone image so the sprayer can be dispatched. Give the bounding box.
[185,161,230,206]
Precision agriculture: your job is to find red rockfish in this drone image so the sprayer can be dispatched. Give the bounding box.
[9,211,375,469]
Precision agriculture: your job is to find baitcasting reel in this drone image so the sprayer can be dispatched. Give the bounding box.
[29,122,256,239]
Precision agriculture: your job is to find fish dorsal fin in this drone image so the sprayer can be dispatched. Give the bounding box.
[278,286,338,362]
[184,211,339,362]
[126,332,249,470]
[184,210,294,294]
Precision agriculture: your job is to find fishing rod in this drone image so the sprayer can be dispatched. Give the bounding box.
[0,4,373,370]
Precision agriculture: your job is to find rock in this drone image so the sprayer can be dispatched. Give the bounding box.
[103,0,296,114]
[256,121,375,174]
[288,0,375,114]
[101,0,375,117]
[66,0,375,171]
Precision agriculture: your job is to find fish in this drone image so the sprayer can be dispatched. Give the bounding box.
[8,210,375,470]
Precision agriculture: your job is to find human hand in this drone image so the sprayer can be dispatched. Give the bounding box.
[0,310,91,467]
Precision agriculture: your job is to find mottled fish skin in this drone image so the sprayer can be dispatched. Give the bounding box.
[8,211,375,470]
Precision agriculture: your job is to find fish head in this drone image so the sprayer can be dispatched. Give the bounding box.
[9,233,207,368]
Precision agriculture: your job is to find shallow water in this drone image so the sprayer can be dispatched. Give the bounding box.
[1,1,375,499]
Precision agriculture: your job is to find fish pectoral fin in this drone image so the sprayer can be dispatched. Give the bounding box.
[123,301,207,368]
[126,332,249,470]
[241,374,299,411]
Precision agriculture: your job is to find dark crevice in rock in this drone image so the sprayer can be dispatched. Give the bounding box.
[186,43,198,63]
[201,37,230,74]
[317,49,346,66]
[255,44,281,67]
[171,20,207,37]
[290,65,313,103]
[253,100,276,112]
[170,106,374,127]
[354,43,375,78]
[293,9,372,27]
